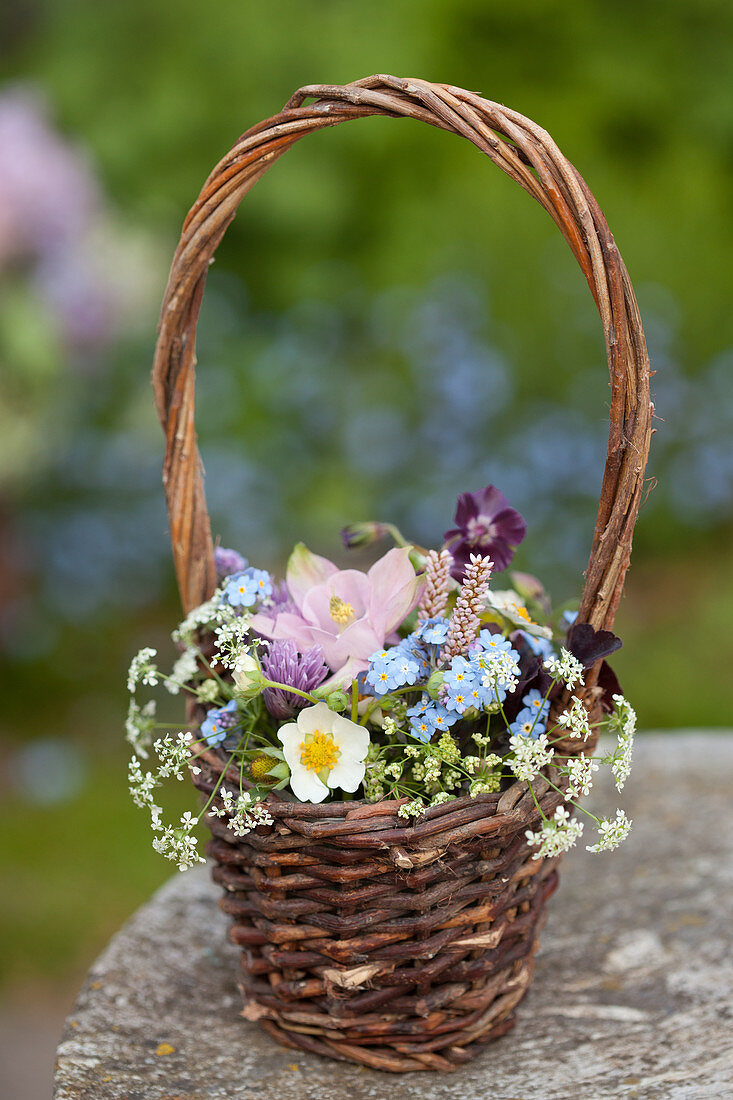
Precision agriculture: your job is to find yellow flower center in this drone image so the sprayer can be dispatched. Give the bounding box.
[512,603,534,624]
[300,729,340,774]
[329,595,355,625]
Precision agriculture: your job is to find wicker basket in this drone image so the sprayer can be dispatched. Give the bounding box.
[151,75,653,1073]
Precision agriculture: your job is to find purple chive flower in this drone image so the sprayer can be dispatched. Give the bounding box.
[260,640,329,720]
[443,485,526,581]
[214,546,248,578]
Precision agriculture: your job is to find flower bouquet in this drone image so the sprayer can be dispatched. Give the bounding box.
[141,77,653,1072]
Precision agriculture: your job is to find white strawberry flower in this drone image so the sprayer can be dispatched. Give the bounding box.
[277,702,369,803]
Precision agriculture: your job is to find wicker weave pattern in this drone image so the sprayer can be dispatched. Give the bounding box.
[152,75,654,1071]
[194,747,563,1072]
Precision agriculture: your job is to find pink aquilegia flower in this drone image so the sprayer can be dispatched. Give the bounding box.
[250,543,424,688]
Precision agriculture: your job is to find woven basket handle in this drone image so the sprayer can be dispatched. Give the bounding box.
[152,74,653,634]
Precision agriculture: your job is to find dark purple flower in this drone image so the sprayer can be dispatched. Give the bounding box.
[260,640,329,720]
[214,546,248,578]
[443,485,526,580]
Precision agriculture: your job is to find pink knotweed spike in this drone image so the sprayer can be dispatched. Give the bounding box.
[440,553,493,662]
[418,549,453,621]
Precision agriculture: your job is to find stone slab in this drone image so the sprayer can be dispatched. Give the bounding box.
[54,733,733,1100]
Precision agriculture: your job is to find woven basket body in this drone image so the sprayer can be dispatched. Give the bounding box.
[192,749,564,1071]
[152,76,653,1072]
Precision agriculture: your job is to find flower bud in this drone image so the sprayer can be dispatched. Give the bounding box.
[233,653,266,700]
[196,678,220,704]
[249,753,279,782]
[340,522,390,549]
[374,693,400,710]
[425,670,444,701]
[509,571,545,602]
[325,690,349,712]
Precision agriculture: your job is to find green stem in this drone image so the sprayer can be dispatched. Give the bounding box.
[351,678,359,724]
[540,774,602,824]
[198,652,234,695]
[527,780,548,823]
[197,748,240,818]
[163,679,201,698]
[385,523,412,549]
[262,679,320,706]
[496,694,511,730]
[359,682,426,727]
[544,715,601,748]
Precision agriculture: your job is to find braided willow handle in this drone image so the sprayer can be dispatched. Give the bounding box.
[152,74,653,633]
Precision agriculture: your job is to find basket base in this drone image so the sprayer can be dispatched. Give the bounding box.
[240,954,536,1073]
[197,755,562,1074]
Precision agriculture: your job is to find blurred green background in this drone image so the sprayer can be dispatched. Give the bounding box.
[1,0,732,1070]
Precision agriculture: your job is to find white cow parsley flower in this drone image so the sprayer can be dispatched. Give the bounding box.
[509,731,554,781]
[607,694,636,791]
[611,742,634,792]
[611,694,637,738]
[398,796,425,819]
[125,699,156,756]
[475,647,521,704]
[165,647,199,695]
[563,753,599,799]
[544,647,585,690]
[154,731,196,780]
[128,755,159,810]
[209,787,274,837]
[127,648,159,692]
[525,805,584,859]
[214,606,252,668]
[586,808,632,852]
[557,695,592,740]
[196,678,220,704]
[172,596,221,646]
[151,811,206,872]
